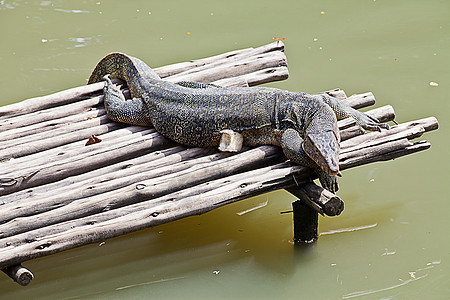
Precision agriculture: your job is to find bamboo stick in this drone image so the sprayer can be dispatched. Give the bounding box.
[213,66,289,87]
[0,146,187,204]
[0,134,435,269]
[165,51,288,84]
[0,116,438,245]
[340,139,431,170]
[0,108,106,141]
[0,95,104,133]
[343,92,376,109]
[0,133,435,268]
[0,148,221,222]
[156,41,285,79]
[0,42,286,120]
[287,182,344,216]
[341,117,437,149]
[1,264,34,286]
[0,126,155,177]
[0,146,280,237]
[0,161,298,249]
[0,41,439,276]
[0,122,124,161]
[0,131,171,196]
[0,115,112,151]
[0,83,104,119]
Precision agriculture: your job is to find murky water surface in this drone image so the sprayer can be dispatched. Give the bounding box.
[1,0,448,299]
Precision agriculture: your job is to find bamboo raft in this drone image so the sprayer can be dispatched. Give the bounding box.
[0,42,438,286]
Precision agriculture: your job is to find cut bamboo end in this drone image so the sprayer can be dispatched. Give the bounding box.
[0,42,439,280]
[1,264,34,286]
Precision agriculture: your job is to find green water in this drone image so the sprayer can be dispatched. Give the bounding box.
[0,0,448,299]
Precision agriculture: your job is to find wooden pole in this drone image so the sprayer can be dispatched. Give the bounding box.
[0,117,438,238]
[292,200,319,243]
[0,41,439,278]
[1,264,34,286]
[288,182,342,243]
[287,182,344,216]
[0,42,287,120]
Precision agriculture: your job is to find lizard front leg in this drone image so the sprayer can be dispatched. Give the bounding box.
[321,95,390,132]
[281,128,339,193]
[103,75,153,126]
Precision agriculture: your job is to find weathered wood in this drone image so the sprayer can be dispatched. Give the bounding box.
[214,66,289,87]
[0,111,427,225]
[0,116,437,244]
[341,139,432,170]
[0,160,302,250]
[0,115,112,151]
[292,200,319,243]
[0,146,187,204]
[0,95,395,196]
[0,146,281,237]
[156,41,285,79]
[166,51,287,84]
[0,115,438,236]
[0,42,439,278]
[0,92,391,167]
[0,147,212,218]
[1,264,34,286]
[0,42,286,121]
[0,129,437,269]
[0,108,106,141]
[0,131,171,195]
[0,95,104,132]
[287,182,344,216]
[0,126,155,177]
[343,92,376,109]
[0,83,104,119]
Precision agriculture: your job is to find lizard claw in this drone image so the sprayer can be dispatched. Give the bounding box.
[353,111,390,132]
[102,74,122,96]
[103,74,112,84]
[316,168,339,193]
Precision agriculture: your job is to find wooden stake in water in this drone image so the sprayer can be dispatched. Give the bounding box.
[292,200,318,243]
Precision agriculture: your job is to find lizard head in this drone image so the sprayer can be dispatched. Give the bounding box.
[303,130,340,175]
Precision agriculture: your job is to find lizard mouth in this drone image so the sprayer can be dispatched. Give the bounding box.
[303,131,340,175]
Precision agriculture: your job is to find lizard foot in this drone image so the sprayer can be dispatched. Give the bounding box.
[316,168,339,193]
[102,74,124,100]
[352,111,390,132]
[218,130,243,152]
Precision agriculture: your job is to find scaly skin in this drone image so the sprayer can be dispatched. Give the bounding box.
[88,53,388,193]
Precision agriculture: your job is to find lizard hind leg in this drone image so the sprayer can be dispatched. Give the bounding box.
[103,74,153,126]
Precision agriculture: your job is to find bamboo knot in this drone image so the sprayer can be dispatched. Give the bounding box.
[36,242,52,250]
[136,184,146,190]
